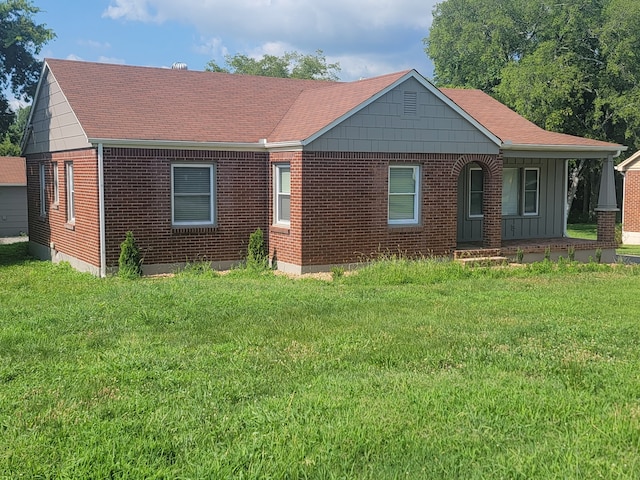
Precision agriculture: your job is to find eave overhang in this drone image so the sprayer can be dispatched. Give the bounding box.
[502,142,626,159]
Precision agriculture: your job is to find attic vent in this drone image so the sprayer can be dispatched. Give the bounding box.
[171,62,188,70]
[404,91,418,116]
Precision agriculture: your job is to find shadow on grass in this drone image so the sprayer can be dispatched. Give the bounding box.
[0,241,33,267]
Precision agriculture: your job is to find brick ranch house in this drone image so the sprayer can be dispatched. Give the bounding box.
[22,59,626,276]
[616,150,640,244]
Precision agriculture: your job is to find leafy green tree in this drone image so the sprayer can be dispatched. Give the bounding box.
[0,105,29,155]
[206,50,341,80]
[0,0,55,138]
[425,0,640,218]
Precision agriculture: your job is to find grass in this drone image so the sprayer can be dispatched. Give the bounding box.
[568,223,640,255]
[2,245,640,478]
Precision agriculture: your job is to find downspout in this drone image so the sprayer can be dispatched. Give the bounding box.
[563,159,569,237]
[98,143,107,277]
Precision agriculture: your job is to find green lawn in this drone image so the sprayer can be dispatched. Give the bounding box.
[568,223,640,255]
[2,243,640,478]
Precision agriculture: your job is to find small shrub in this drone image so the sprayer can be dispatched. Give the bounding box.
[516,248,524,264]
[118,231,142,278]
[567,246,575,262]
[246,228,268,271]
[595,248,602,264]
[331,266,345,280]
[544,247,551,262]
[615,223,623,244]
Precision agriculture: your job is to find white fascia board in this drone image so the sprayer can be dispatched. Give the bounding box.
[301,70,503,148]
[89,138,271,151]
[503,143,626,159]
[615,150,640,171]
[0,183,27,187]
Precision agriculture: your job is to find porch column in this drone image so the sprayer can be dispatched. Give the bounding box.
[595,155,619,244]
[482,167,502,249]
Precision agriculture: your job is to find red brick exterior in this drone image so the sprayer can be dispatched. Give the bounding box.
[102,148,268,268]
[26,148,101,268]
[27,146,552,273]
[622,170,640,235]
[270,151,502,268]
[597,210,617,244]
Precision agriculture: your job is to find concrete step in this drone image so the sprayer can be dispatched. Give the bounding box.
[457,256,509,267]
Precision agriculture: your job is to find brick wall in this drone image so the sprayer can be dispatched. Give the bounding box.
[26,148,101,268]
[293,152,501,267]
[102,148,268,267]
[622,170,640,234]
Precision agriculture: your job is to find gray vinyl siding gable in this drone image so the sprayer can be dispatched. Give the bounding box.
[23,68,90,155]
[306,78,499,154]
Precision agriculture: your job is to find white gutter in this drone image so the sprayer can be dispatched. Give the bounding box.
[89,138,272,151]
[98,143,106,278]
[563,159,569,237]
[502,142,626,156]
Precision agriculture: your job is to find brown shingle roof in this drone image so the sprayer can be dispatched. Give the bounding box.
[0,157,26,185]
[441,88,620,149]
[44,59,623,152]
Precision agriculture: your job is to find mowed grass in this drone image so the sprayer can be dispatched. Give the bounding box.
[567,223,640,255]
[2,243,640,479]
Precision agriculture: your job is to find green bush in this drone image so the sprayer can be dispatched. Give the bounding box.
[246,228,268,271]
[118,231,142,278]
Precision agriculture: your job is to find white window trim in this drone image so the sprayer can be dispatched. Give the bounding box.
[523,167,540,216]
[39,163,46,216]
[468,167,483,219]
[171,164,215,226]
[53,162,59,205]
[274,164,291,226]
[388,165,420,225]
[65,162,75,223]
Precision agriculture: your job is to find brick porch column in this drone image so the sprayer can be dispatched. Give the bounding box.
[595,155,619,244]
[482,165,502,249]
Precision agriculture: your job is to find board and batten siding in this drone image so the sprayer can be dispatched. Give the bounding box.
[306,77,499,155]
[457,158,566,243]
[23,68,91,156]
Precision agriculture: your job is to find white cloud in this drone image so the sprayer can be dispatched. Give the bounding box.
[97,56,127,65]
[103,0,438,79]
[66,54,84,61]
[78,40,112,50]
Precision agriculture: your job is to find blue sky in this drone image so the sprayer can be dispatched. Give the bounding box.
[34,0,437,82]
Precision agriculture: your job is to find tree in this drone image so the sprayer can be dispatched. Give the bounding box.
[206,50,341,81]
[0,0,54,143]
[0,105,29,155]
[424,0,640,219]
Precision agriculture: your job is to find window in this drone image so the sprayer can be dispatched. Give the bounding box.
[469,167,483,218]
[523,168,539,215]
[275,164,290,225]
[39,163,46,216]
[65,162,75,222]
[501,168,519,216]
[171,164,215,226]
[53,162,59,205]
[388,165,420,225]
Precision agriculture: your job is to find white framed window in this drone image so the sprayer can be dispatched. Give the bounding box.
[468,167,483,218]
[274,164,291,225]
[65,162,75,222]
[39,163,46,216]
[501,168,519,216]
[523,168,539,215]
[53,162,59,205]
[388,165,420,225]
[171,164,215,226]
